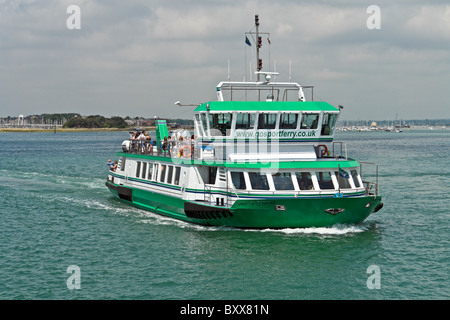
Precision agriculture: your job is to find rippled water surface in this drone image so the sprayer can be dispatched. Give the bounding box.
[0,130,448,299]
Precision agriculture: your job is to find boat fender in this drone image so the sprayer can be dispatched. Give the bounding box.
[374,203,384,212]
[318,144,328,157]
[181,146,192,158]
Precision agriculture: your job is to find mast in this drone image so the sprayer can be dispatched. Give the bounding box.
[255,14,261,81]
[246,14,268,82]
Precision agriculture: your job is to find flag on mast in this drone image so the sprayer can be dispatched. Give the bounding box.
[245,36,252,46]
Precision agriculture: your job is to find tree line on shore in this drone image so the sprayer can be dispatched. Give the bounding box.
[0,113,194,128]
[63,115,128,128]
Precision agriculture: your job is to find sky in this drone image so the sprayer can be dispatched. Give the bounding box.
[1,0,449,121]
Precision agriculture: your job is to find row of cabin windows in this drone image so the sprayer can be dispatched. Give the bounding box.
[230,170,362,191]
[196,112,338,136]
[135,161,182,186]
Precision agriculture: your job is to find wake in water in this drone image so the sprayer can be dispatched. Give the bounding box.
[135,207,373,236]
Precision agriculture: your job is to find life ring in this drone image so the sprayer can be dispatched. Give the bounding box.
[181,145,192,158]
[318,144,328,157]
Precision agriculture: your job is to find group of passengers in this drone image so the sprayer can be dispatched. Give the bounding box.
[166,129,198,158]
[129,129,153,153]
[127,128,197,158]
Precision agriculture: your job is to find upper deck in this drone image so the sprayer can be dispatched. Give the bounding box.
[192,75,341,147]
[193,100,340,144]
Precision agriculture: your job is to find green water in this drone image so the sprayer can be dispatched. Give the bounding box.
[0,130,448,300]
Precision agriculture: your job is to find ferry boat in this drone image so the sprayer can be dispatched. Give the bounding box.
[105,16,383,228]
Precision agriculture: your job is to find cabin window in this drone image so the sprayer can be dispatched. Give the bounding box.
[257,113,277,129]
[272,172,294,190]
[300,113,319,129]
[148,164,154,180]
[316,171,335,190]
[209,167,217,184]
[120,157,126,171]
[209,112,232,136]
[335,169,351,189]
[295,172,315,190]
[135,161,141,178]
[174,167,181,185]
[235,113,255,130]
[160,164,166,182]
[195,114,204,136]
[322,113,338,136]
[167,165,174,184]
[154,164,159,182]
[351,170,361,188]
[231,172,246,190]
[279,113,298,129]
[248,172,270,190]
[141,162,147,179]
[201,113,209,135]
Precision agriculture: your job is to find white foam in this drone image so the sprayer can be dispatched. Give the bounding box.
[255,224,368,235]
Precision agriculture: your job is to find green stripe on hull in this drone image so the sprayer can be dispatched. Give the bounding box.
[106,182,381,228]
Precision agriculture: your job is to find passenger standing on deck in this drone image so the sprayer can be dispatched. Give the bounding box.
[137,131,147,153]
[107,159,114,170]
[162,136,168,153]
[130,130,139,152]
[167,136,172,156]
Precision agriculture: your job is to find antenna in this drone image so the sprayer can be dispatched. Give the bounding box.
[289,61,292,82]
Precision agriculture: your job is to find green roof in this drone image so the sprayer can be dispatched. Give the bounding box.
[194,101,339,113]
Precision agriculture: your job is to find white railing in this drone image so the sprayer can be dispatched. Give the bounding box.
[359,162,379,196]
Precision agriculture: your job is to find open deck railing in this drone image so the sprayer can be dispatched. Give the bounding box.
[331,141,348,160]
[359,162,379,196]
[203,184,240,207]
[122,139,201,160]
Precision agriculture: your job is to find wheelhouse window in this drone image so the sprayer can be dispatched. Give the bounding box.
[335,169,351,189]
[295,172,315,190]
[200,113,209,135]
[316,171,335,190]
[300,113,319,129]
[351,169,361,188]
[257,113,277,129]
[209,113,232,136]
[279,113,298,129]
[322,113,338,136]
[248,172,270,190]
[195,114,205,136]
[235,113,255,130]
[231,172,246,190]
[272,172,294,190]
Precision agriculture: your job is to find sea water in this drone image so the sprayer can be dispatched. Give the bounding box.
[0,130,448,300]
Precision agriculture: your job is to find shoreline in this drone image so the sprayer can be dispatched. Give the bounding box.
[0,126,196,133]
[0,127,133,133]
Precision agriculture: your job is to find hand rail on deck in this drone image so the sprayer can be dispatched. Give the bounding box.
[359,161,379,196]
[332,141,347,160]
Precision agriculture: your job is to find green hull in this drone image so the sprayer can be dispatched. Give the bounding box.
[106,181,382,228]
